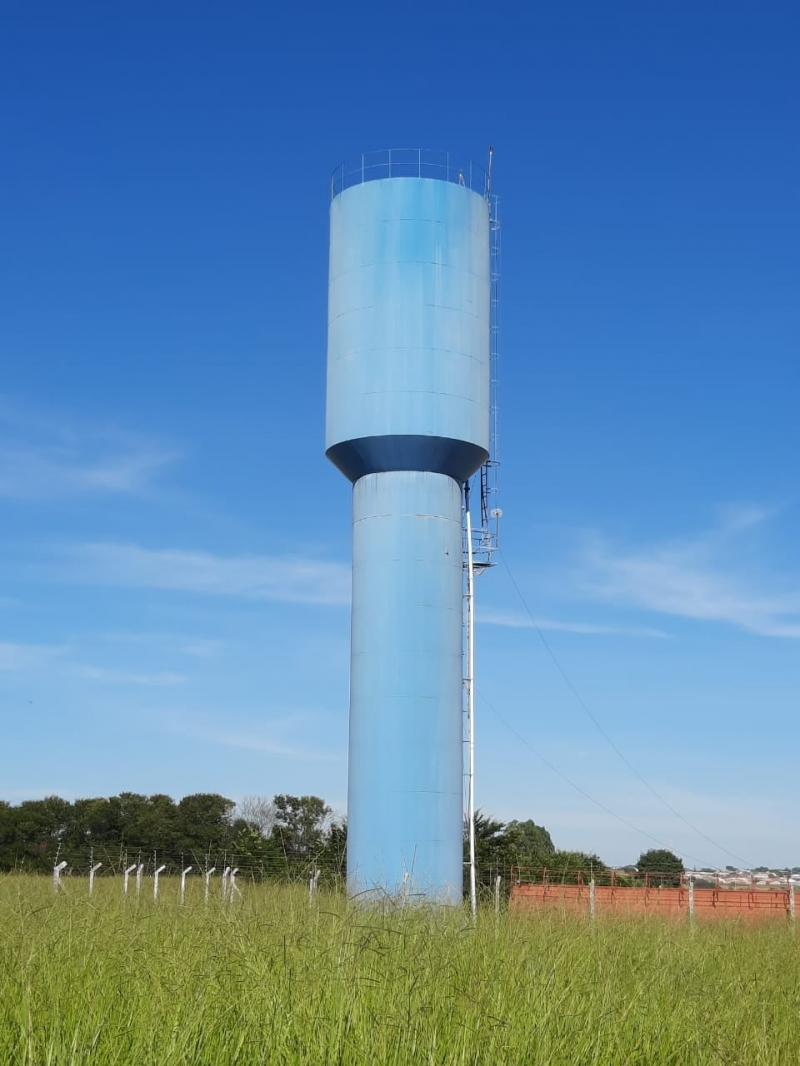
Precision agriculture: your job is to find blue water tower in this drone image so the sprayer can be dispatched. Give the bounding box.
[326,150,492,901]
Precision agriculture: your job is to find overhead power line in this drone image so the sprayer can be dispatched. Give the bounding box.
[476,687,711,867]
[498,552,755,870]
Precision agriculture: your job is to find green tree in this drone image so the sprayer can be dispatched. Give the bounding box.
[136,794,178,860]
[233,824,279,869]
[0,802,17,868]
[546,850,608,884]
[65,798,122,864]
[317,818,347,881]
[636,848,684,887]
[464,811,516,891]
[175,793,236,861]
[111,792,150,855]
[505,819,555,870]
[271,795,332,862]
[12,797,71,872]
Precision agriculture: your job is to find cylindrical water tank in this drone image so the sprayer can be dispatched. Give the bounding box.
[326,174,491,481]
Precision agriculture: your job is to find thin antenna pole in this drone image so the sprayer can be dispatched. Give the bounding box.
[465,487,477,921]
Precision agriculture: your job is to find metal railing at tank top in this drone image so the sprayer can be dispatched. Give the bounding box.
[330,148,490,201]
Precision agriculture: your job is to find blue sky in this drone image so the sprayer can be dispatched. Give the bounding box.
[1,0,798,868]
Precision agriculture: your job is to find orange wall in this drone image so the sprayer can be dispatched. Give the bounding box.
[510,882,794,921]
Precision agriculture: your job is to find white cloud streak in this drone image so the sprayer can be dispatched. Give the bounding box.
[479,607,667,638]
[163,714,342,762]
[577,522,800,639]
[0,444,177,500]
[0,641,63,671]
[76,667,187,686]
[60,543,351,607]
[0,398,178,500]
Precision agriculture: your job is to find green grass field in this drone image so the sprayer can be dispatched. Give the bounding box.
[1,874,798,1065]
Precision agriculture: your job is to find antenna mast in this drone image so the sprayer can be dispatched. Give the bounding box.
[463,153,502,915]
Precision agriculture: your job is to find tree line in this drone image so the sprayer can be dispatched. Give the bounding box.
[0,792,684,887]
[0,792,344,878]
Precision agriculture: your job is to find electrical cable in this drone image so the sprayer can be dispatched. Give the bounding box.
[475,686,709,866]
[498,552,755,870]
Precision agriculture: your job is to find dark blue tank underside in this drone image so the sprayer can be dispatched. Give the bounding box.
[326,434,488,483]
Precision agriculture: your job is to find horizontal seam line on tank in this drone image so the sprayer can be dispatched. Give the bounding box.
[334,215,486,228]
[333,216,481,227]
[352,656,460,665]
[329,264,488,281]
[351,591,461,596]
[352,511,464,517]
[352,533,460,541]
[329,307,483,323]
[373,792,463,797]
[331,349,484,364]
[355,391,483,404]
[336,213,448,222]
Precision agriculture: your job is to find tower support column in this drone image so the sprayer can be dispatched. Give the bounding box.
[347,470,464,900]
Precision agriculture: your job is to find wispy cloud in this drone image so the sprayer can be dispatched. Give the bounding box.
[0,445,176,499]
[76,666,187,686]
[479,607,667,638]
[0,398,178,500]
[179,640,223,659]
[94,632,224,659]
[59,543,351,607]
[0,641,63,671]
[163,713,342,762]
[576,513,800,639]
[716,503,778,533]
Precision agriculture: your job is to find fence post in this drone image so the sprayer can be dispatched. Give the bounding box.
[124,863,137,895]
[589,878,596,921]
[136,864,144,898]
[790,883,796,924]
[180,866,192,905]
[53,860,67,892]
[309,866,321,902]
[222,866,231,901]
[89,862,102,896]
[204,866,216,904]
[229,868,241,902]
[495,875,502,922]
[688,876,695,921]
[153,865,166,901]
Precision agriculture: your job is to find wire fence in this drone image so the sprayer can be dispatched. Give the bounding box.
[7,852,518,904]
